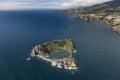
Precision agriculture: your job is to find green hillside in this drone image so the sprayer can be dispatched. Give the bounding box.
[61,0,120,33]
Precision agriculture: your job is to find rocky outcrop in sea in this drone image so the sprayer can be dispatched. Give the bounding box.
[31,38,78,70]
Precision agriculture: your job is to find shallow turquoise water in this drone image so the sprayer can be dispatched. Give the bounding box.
[49,49,70,59]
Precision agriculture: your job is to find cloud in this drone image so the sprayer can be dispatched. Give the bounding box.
[0,0,113,10]
[61,0,113,8]
[0,2,31,10]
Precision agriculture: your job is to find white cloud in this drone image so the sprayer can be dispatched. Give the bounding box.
[0,0,113,10]
[61,0,113,8]
[0,2,31,10]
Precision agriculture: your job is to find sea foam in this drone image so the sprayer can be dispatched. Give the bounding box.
[31,53,78,70]
[26,57,31,61]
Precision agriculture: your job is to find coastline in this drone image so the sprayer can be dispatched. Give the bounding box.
[31,53,78,70]
[74,15,120,34]
[59,10,120,34]
[31,38,78,70]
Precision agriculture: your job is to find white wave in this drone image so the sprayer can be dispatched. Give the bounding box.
[73,50,77,53]
[31,54,78,70]
[26,57,31,61]
[64,65,78,70]
[52,62,57,66]
[36,54,53,63]
[57,65,62,68]
[70,67,78,70]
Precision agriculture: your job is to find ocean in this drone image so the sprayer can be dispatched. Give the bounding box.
[0,10,120,80]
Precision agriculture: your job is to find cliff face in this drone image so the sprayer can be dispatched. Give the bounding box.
[31,38,77,69]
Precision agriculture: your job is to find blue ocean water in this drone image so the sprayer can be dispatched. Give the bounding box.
[0,10,120,80]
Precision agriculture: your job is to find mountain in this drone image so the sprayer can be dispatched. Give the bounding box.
[83,0,120,13]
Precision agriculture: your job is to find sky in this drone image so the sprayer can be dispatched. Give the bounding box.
[0,0,113,10]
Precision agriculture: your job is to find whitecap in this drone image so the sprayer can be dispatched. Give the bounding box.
[73,50,77,53]
[57,65,62,68]
[26,57,31,61]
[31,54,78,70]
[51,61,57,66]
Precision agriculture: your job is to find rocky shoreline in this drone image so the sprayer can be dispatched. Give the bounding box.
[31,38,78,70]
[74,14,120,34]
[60,10,120,34]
